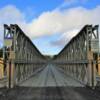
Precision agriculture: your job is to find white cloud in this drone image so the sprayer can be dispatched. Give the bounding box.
[64,0,88,4]
[50,29,79,47]
[57,0,89,10]
[64,0,78,5]
[65,0,87,2]
[0,4,100,49]
[0,5,27,43]
[0,5,25,24]
[27,6,100,43]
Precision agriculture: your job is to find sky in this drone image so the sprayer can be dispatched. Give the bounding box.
[0,0,100,55]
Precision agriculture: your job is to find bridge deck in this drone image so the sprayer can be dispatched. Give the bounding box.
[0,65,100,100]
[20,65,84,87]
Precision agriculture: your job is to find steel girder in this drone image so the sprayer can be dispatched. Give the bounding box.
[4,24,46,88]
[53,25,99,87]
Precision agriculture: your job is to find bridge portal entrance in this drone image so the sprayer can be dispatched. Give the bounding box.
[2,24,100,88]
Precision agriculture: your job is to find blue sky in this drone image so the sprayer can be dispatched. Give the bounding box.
[0,0,100,55]
[0,0,63,21]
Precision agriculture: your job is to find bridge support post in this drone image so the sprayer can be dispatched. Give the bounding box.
[7,61,15,88]
[92,61,96,87]
[87,52,92,87]
[98,57,100,76]
[6,51,15,88]
[87,51,96,87]
[98,64,100,76]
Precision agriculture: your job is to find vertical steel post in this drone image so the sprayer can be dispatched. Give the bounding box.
[8,60,11,88]
[92,61,96,88]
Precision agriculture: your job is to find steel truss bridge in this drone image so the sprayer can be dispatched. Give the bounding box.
[1,24,100,89]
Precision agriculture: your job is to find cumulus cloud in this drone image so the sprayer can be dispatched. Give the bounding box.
[0,4,100,49]
[0,5,27,43]
[64,0,79,5]
[57,0,89,10]
[27,6,100,46]
[0,5,25,24]
[64,0,88,3]
[51,29,79,47]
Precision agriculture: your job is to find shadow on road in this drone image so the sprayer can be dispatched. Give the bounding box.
[0,86,100,100]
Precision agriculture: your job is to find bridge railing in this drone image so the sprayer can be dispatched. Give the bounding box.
[53,25,99,88]
[4,24,46,88]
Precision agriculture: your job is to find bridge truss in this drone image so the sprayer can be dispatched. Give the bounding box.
[3,24,99,88]
[53,25,99,87]
[4,24,46,88]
